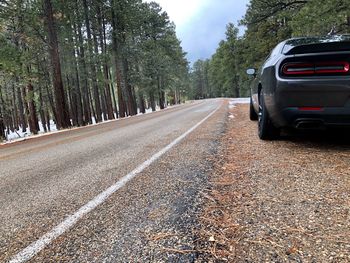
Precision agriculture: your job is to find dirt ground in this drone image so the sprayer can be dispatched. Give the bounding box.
[196,104,350,263]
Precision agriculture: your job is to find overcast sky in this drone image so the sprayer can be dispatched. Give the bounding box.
[145,0,250,63]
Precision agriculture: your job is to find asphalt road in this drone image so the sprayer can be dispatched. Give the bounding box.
[0,99,227,262]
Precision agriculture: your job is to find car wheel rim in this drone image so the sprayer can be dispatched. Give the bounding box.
[258,104,263,126]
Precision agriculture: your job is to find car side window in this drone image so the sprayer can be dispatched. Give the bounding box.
[260,42,284,74]
[270,42,284,58]
[263,42,283,64]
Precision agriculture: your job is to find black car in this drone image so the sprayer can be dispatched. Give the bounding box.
[248,35,350,140]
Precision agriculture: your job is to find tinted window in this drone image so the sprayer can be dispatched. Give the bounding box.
[270,42,285,58]
[283,35,350,54]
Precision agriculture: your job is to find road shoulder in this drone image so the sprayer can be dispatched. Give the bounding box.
[196,104,350,262]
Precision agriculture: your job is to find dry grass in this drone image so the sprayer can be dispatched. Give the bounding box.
[196,104,350,262]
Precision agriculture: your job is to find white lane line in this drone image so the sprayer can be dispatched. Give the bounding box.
[9,103,221,263]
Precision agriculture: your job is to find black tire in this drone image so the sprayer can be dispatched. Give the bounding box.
[258,93,279,140]
[249,97,258,121]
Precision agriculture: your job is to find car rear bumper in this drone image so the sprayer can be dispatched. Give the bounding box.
[281,107,350,129]
[270,77,350,128]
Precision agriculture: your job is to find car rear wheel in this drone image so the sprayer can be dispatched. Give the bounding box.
[258,93,279,140]
[249,97,258,121]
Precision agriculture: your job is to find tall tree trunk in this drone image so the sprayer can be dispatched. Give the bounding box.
[41,58,58,124]
[98,5,114,120]
[88,87,96,122]
[175,86,180,104]
[36,59,48,132]
[122,58,137,116]
[0,113,5,141]
[11,84,19,130]
[16,80,26,132]
[73,59,84,126]
[2,87,10,136]
[45,106,51,131]
[66,76,78,126]
[13,10,27,132]
[82,0,102,123]
[110,73,118,118]
[139,92,146,114]
[0,89,5,140]
[132,86,138,113]
[22,86,29,130]
[101,90,108,121]
[111,0,126,118]
[92,19,108,121]
[158,76,165,110]
[27,82,39,134]
[67,17,83,127]
[43,0,71,129]
[149,91,156,112]
[4,86,14,132]
[38,84,48,132]
[70,36,84,127]
[45,85,57,124]
[74,4,92,125]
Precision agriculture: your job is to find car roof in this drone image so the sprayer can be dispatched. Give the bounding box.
[282,35,350,54]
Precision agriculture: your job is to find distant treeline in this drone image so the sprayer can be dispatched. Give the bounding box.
[190,0,350,99]
[0,0,189,140]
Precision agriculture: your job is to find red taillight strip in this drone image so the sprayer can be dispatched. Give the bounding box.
[282,63,314,75]
[315,61,349,73]
[282,61,350,75]
[298,107,324,111]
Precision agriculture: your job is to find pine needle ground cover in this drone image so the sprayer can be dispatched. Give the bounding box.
[196,104,350,262]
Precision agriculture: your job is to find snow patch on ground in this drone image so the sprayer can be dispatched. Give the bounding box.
[229,98,249,109]
[2,104,178,145]
[5,120,58,141]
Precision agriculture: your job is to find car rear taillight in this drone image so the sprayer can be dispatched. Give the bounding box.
[282,63,314,75]
[315,61,349,73]
[298,107,324,111]
[282,61,350,76]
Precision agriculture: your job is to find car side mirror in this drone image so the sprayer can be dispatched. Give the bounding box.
[246,68,256,76]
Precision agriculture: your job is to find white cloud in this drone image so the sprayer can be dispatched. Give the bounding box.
[144,0,208,29]
[144,0,249,63]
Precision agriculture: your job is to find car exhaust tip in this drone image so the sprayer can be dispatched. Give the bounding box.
[295,119,325,130]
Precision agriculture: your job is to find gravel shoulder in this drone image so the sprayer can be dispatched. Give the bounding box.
[197,104,350,262]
